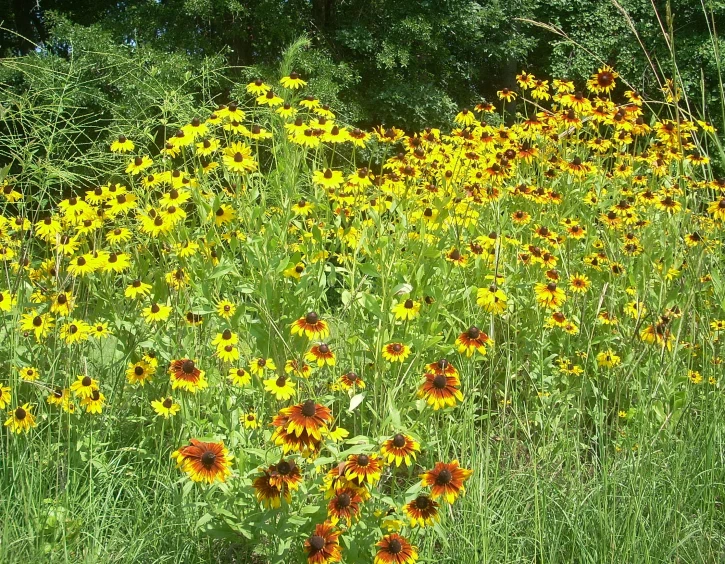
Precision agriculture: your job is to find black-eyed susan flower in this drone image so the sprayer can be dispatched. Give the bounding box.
[60,319,91,345]
[374,533,418,564]
[0,290,16,312]
[257,90,284,107]
[291,311,330,339]
[126,361,154,386]
[81,389,106,414]
[243,411,259,429]
[421,460,472,503]
[169,359,208,392]
[173,439,233,484]
[280,71,307,90]
[268,458,303,492]
[534,281,566,309]
[228,367,251,387]
[18,366,39,382]
[151,396,180,418]
[264,375,296,401]
[305,343,336,367]
[380,433,420,467]
[338,370,365,390]
[327,487,363,527]
[418,372,463,410]
[124,280,151,299]
[391,299,421,322]
[345,453,382,486]
[142,303,172,323]
[304,521,342,564]
[476,285,507,315]
[0,384,11,409]
[285,359,313,378]
[110,134,134,152]
[312,169,344,189]
[403,494,439,527]
[125,155,153,175]
[20,310,54,341]
[222,142,257,174]
[252,470,289,508]
[588,65,618,94]
[216,299,236,319]
[250,357,276,376]
[4,403,37,434]
[70,375,98,399]
[456,326,491,357]
[596,349,621,369]
[382,342,411,363]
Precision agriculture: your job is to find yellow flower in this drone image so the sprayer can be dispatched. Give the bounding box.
[143,303,172,323]
[4,403,36,434]
[81,390,106,414]
[391,299,421,322]
[125,280,152,299]
[18,366,39,381]
[151,397,180,418]
[263,375,296,401]
[125,156,153,175]
[280,72,307,90]
[596,350,621,369]
[0,290,16,312]
[110,135,134,152]
[20,310,54,341]
[126,361,155,386]
[0,384,11,409]
[228,367,251,387]
[217,299,236,319]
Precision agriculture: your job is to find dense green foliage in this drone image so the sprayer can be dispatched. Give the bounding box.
[2,1,725,130]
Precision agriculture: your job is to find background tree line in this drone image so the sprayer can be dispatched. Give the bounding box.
[1,0,724,132]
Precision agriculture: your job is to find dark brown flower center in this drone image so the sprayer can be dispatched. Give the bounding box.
[277,460,292,475]
[436,468,453,485]
[357,454,369,467]
[222,329,232,340]
[392,343,402,353]
[201,450,216,468]
[301,399,317,417]
[15,407,26,420]
[182,360,195,374]
[388,539,403,554]
[432,374,447,389]
[415,494,430,509]
[275,376,287,387]
[467,326,480,339]
[393,434,406,448]
[337,492,351,508]
[404,299,414,309]
[309,535,326,552]
[163,398,173,408]
[32,316,42,327]
[305,311,319,325]
[318,343,330,354]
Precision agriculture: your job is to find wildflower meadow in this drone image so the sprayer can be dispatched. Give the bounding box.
[2,14,725,564]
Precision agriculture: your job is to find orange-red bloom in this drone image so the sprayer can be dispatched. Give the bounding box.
[374,533,418,564]
[292,311,330,339]
[168,359,208,392]
[172,439,232,484]
[418,372,463,410]
[304,521,342,564]
[344,453,383,486]
[420,460,472,503]
[380,433,420,467]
